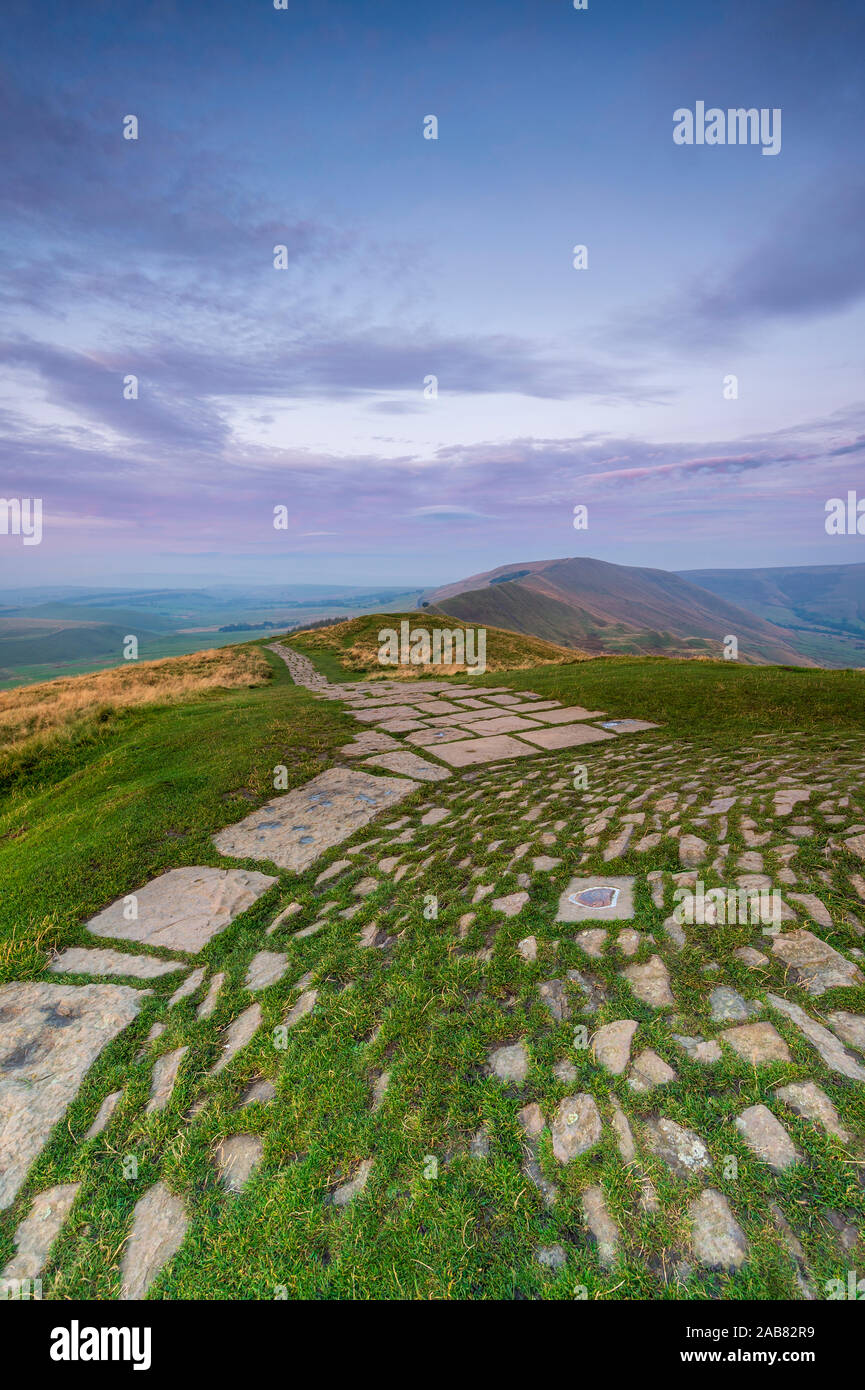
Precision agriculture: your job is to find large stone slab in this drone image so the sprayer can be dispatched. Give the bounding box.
[826,1011,865,1054]
[0,982,146,1211]
[771,930,863,996]
[432,736,541,766]
[352,705,423,722]
[406,727,471,746]
[49,948,185,980]
[362,751,451,781]
[87,867,277,953]
[211,1003,262,1074]
[518,724,616,750]
[774,1081,850,1143]
[212,768,418,872]
[456,715,541,735]
[593,1019,639,1075]
[556,876,635,923]
[340,730,401,757]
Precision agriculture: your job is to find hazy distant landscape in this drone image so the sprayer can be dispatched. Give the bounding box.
[3,559,863,690]
[0,585,421,688]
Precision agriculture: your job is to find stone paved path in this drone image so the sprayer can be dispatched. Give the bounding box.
[2,644,863,1299]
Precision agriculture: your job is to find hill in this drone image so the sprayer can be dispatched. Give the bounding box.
[420,556,812,665]
[286,611,583,678]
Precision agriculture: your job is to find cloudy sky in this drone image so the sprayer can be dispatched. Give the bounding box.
[2,0,864,587]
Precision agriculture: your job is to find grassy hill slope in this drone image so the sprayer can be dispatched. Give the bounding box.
[286,611,583,678]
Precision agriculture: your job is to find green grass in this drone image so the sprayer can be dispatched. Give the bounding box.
[2,648,864,1300]
[0,647,355,982]
[468,654,865,738]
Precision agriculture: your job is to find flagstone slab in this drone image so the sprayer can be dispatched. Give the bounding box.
[119,1182,188,1300]
[643,1116,711,1180]
[518,724,617,750]
[362,751,451,781]
[433,735,541,766]
[213,768,418,872]
[0,981,147,1211]
[551,1093,602,1162]
[530,706,607,723]
[241,1078,276,1106]
[494,701,562,715]
[582,1185,619,1269]
[332,1157,374,1206]
[1,1182,79,1284]
[593,1019,639,1074]
[458,715,542,735]
[352,705,423,722]
[407,699,462,714]
[376,718,427,732]
[556,876,635,923]
[448,686,511,695]
[407,727,471,746]
[420,710,495,727]
[49,948,186,980]
[197,972,224,1020]
[87,866,277,954]
[340,731,401,757]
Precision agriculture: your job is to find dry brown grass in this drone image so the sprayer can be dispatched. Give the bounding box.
[0,645,272,749]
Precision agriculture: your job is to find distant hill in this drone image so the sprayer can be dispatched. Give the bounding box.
[419,556,814,666]
[678,563,865,667]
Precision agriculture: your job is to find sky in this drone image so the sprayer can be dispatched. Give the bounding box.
[1,0,864,588]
